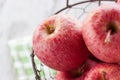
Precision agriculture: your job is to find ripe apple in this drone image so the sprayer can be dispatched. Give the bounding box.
[55,59,98,80]
[82,4,120,63]
[84,63,120,80]
[117,0,120,4]
[33,14,90,71]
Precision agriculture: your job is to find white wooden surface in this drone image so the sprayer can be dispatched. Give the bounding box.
[0,0,116,80]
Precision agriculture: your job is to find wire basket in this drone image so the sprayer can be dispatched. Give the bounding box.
[31,0,116,80]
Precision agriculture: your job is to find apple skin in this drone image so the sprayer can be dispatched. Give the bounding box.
[55,59,98,80]
[33,14,90,71]
[84,63,120,80]
[117,0,120,4]
[82,4,120,63]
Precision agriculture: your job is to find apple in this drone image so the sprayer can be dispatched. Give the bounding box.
[117,0,120,4]
[32,14,90,71]
[84,63,120,80]
[55,59,98,80]
[82,4,120,63]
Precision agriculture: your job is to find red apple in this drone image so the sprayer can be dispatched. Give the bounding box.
[84,63,120,80]
[117,0,120,4]
[55,59,98,80]
[82,4,120,63]
[33,14,90,71]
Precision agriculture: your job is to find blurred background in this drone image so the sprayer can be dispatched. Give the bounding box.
[0,0,116,80]
[0,0,56,80]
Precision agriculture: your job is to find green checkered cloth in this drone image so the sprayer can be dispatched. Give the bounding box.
[8,37,56,80]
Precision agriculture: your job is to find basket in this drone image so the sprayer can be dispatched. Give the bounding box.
[31,0,116,80]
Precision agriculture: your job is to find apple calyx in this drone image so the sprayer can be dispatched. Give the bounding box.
[104,22,118,44]
[46,24,55,34]
[45,17,61,35]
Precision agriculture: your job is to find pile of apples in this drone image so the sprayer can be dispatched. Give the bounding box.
[33,1,120,80]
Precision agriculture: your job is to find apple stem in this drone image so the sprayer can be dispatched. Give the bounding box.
[104,30,111,44]
[77,63,86,75]
[102,71,106,80]
[70,63,86,78]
